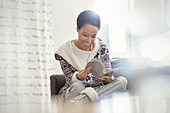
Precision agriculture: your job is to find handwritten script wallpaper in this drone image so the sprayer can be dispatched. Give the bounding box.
[0,0,56,112]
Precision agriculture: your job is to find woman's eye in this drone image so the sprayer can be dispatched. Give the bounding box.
[83,34,88,37]
[92,36,96,38]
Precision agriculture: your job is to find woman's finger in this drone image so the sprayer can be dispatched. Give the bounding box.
[83,67,93,76]
[79,67,93,79]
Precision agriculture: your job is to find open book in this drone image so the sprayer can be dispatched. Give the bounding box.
[85,59,120,78]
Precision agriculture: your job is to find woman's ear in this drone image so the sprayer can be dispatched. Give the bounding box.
[76,26,79,32]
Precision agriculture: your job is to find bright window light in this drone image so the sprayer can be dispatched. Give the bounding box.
[128,11,148,35]
[94,0,128,57]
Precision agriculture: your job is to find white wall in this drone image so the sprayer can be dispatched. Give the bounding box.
[51,0,95,73]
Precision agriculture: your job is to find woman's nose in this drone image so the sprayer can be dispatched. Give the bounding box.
[87,37,92,43]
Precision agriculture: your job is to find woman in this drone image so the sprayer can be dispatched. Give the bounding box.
[55,10,127,105]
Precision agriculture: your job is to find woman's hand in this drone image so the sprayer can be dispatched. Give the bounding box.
[96,72,114,84]
[77,67,93,81]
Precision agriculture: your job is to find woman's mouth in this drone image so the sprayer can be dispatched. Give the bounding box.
[84,42,90,46]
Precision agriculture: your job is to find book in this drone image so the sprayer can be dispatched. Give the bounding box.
[85,59,120,78]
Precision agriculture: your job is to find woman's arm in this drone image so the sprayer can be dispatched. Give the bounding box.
[94,39,113,84]
[56,54,76,86]
[95,39,112,71]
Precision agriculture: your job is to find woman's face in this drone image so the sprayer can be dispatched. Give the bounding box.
[76,23,98,51]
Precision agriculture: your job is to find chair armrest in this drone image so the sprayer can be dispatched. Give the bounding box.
[50,74,65,95]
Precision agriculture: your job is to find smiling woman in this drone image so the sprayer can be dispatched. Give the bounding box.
[74,10,100,51]
[75,23,98,51]
[55,10,127,106]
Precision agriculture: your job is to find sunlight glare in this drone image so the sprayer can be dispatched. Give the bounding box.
[128,11,148,35]
[140,34,170,61]
[112,93,132,113]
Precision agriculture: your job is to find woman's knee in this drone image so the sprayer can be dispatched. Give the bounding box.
[80,87,99,101]
[117,76,128,90]
[69,82,85,93]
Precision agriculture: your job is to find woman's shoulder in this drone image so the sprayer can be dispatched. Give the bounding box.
[55,40,72,60]
[57,40,72,50]
[97,38,107,48]
[55,40,73,54]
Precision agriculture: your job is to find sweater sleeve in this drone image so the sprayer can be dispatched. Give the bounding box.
[55,54,77,86]
[98,40,114,79]
[95,39,112,71]
[102,44,112,71]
